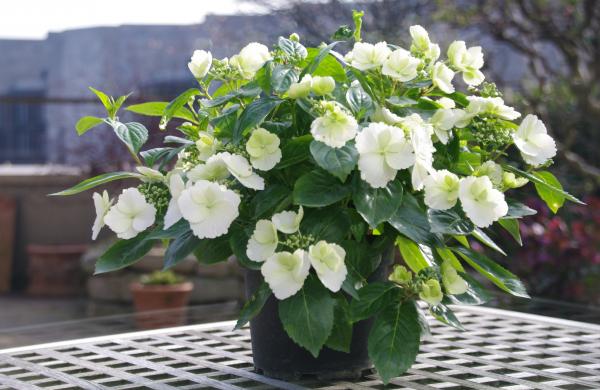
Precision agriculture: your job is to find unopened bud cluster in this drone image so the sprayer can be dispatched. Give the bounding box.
[138,182,170,215]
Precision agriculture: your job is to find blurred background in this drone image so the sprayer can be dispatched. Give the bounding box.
[1,0,599,348]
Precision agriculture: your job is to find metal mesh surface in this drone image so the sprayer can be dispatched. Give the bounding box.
[1,305,599,389]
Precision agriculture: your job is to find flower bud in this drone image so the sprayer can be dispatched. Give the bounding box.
[287,75,312,99]
[289,33,300,42]
[441,261,468,295]
[502,172,529,189]
[311,76,335,96]
[419,279,443,306]
[388,265,412,285]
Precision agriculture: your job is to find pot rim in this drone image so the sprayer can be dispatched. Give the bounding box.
[130,281,194,293]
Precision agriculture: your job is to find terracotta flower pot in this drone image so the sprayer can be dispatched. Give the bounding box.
[26,244,88,296]
[130,282,193,330]
[0,195,16,293]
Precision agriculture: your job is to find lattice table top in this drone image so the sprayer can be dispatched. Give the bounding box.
[1,305,599,389]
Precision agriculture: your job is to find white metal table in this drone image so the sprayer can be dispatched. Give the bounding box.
[1,306,599,389]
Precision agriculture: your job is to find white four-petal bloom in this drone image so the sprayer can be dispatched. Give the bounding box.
[91,190,112,240]
[409,25,440,61]
[229,42,272,79]
[465,96,521,120]
[382,48,420,81]
[310,102,359,148]
[246,128,282,171]
[218,152,265,190]
[196,132,219,162]
[355,122,415,188]
[177,180,241,239]
[104,188,156,239]
[187,155,230,182]
[188,50,212,79]
[163,172,186,229]
[308,241,348,293]
[431,62,455,94]
[272,206,304,234]
[424,170,460,210]
[513,114,557,166]
[261,250,311,300]
[459,176,508,228]
[246,219,278,262]
[447,40,485,86]
[350,41,391,70]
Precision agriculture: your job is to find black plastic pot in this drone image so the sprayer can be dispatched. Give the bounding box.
[245,247,392,380]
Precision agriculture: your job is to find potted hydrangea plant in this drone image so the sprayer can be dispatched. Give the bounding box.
[54,12,581,383]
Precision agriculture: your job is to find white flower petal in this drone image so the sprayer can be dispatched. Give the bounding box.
[261,250,310,300]
[459,176,508,228]
[513,114,556,166]
[310,102,358,148]
[246,219,278,262]
[308,241,347,293]
[272,206,304,234]
[424,170,459,210]
[104,188,156,239]
[91,190,112,240]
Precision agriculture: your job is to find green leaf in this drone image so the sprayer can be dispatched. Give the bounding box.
[368,300,421,384]
[140,147,175,167]
[430,304,464,330]
[271,65,299,94]
[293,169,351,207]
[341,240,382,297]
[278,36,308,59]
[454,151,481,175]
[472,228,506,256]
[386,96,417,107]
[233,96,282,143]
[210,104,239,139]
[428,207,474,235]
[147,219,191,240]
[302,206,351,242]
[75,116,104,135]
[452,246,529,298]
[533,171,566,213]
[388,193,441,246]
[346,81,373,118]
[278,135,312,168]
[234,281,271,330]
[250,183,292,219]
[110,121,149,154]
[353,178,403,228]
[126,102,196,122]
[350,282,397,322]
[300,43,346,82]
[162,88,200,128]
[504,199,537,219]
[326,297,353,353]
[163,231,200,270]
[504,165,583,205]
[193,235,232,265]
[95,231,156,274]
[50,171,139,196]
[396,236,430,273]
[89,87,112,111]
[310,140,358,182]
[498,218,522,246]
[279,275,336,357]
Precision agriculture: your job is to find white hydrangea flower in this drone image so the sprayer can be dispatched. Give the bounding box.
[409,25,440,61]
[382,48,420,81]
[91,190,112,240]
[246,219,278,262]
[246,128,282,171]
[104,188,156,239]
[163,172,186,229]
[441,260,468,295]
[476,160,503,188]
[187,155,230,182]
[513,114,557,166]
[229,42,272,79]
[308,241,348,293]
[177,180,241,239]
[218,152,265,190]
[311,76,336,96]
[424,170,460,210]
[371,104,402,125]
[403,114,435,190]
[196,132,219,162]
[136,166,165,183]
[447,41,484,86]
[261,250,311,300]
[272,206,303,234]
[465,96,521,120]
[430,108,460,144]
[355,122,415,188]
[437,97,456,109]
[310,101,359,148]
[431,62,455,94]
[350,41,391,71]
[188,50,212,79]
[459,176,508,228]
[287,74,312,99]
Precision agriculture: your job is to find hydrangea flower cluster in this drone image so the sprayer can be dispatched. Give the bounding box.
[60,15,579,383]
